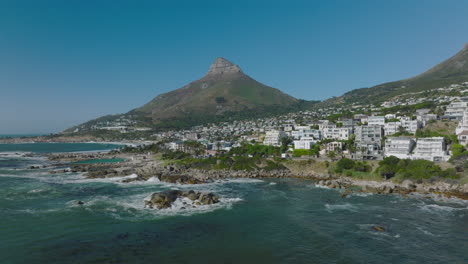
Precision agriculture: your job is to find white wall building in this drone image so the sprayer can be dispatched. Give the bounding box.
[293,137,316,150]
[368,116,385,126]
[417,114,437,126]
[412,137,450,162]
[456,109,468,145]
[263,130,288,146]
[401,120,421,134]
[384,137,416,159]
[444,101,468,120]
[354,125,384,160]
[322,127,352,140]
[384,122,401,136]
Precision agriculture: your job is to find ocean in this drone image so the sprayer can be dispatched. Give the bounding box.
[0,143,467,263]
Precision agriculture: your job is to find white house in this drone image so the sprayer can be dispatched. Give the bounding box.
[326,141,343,152]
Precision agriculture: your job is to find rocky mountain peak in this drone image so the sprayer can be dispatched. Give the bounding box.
[207,57,242,75]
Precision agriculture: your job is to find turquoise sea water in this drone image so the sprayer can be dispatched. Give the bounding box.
[0,143,122,153]
[0,134,45,138]
[0,143,467,263]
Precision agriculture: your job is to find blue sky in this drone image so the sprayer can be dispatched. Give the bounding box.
[1,0,468,134]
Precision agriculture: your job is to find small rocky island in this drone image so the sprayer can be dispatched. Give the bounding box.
[144,190,220,209]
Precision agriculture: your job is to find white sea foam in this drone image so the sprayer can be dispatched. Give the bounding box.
[81,192,244,220]
[325,203,358,213]
[313,184,331,189]
[419,204,467,214]
[347,192,373,198]
[417,227,437,237]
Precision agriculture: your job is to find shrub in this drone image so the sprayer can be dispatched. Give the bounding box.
[354,161,371,172]
[336,158,355,170]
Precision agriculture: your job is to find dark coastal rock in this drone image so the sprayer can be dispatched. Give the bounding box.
[144,190,219,209]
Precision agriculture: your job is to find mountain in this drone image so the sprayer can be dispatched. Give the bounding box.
[133,57,299,120]
[320,43,468,106]
[67,58,309,133]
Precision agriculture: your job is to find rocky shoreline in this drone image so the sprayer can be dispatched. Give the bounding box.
[44,152,468,201]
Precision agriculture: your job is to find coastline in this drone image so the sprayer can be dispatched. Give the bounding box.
[43,150,468,201]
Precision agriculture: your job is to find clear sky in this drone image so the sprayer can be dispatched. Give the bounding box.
[1,0,468,134]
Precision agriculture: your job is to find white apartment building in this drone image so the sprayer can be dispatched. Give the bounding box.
[444,101,468,120]
[354,125,384,160]
[263,130,288,146]
[291,129,321,140]
[412,137,450,162]
[401,120,421,134]
[384,137,416,159]
[318,121,336,130]
[456,109,468,145]
[417,114,437,126]
[384,120,421,135]
[367,116,385,126]
[322,127,352,140]
[293,137,316,150]
[384,122,401,136]
[354,114,368,124]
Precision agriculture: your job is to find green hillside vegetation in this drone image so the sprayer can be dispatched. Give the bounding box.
[331,157,460,183]
[135,58,299,121]
[319,44,468,106]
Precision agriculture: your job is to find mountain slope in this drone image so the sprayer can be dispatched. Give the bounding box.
[133,57,298,121]
[320,43,468,106]
[66,58,307,133]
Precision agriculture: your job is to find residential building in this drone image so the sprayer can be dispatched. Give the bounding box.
[326,141,343,152]
[456,109,468,145]
[322,127,352,140]
[401,120,421,134]
[384,122,401,136]
[293,137,316,150]
[354,114,368,124]
[444,101,468,120]
[367,116,385,126]
[354,125,384,160]
[412,137,450,162]
[417,114,437,126]
[263,130,287,146]
[384,137,416,159]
